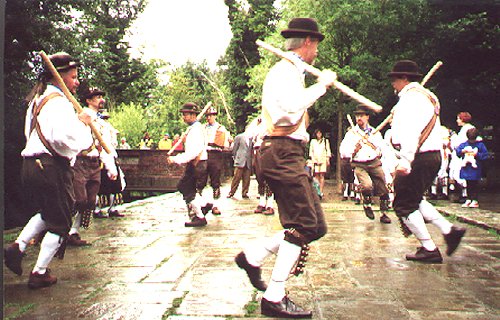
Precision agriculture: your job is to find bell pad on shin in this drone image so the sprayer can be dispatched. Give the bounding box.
[81,209,92,229]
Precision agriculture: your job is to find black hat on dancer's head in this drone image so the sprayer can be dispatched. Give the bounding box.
[83,87,106,100]
[179,102,200,114]
[387,60,422,78]
[47,52,80,73]
[353,105,372,116]
[281,18,325,41]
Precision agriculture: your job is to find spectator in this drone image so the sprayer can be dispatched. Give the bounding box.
[158,133,172,150]
[119,137,131,149]
[456,128,489,208]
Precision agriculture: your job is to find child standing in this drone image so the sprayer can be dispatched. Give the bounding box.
[456,128,489,208]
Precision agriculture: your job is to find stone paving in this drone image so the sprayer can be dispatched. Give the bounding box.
[3,179,499,320]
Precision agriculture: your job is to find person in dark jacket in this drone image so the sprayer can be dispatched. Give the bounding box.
[456,128,489,208]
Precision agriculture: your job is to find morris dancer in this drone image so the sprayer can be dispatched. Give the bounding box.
[235,18,337,318]
[167,103,210,227]
[202,107,231,215]
[4,52,93,288]
[340,105,392,223]
[388,60,466,263]
[68,87,118,246]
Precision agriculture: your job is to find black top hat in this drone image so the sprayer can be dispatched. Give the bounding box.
[84,87,106,100]
[387,60,422,77]
[281,18,325,42]
[353,105,372,115]
[179,102,200,114]
[48,52,80,73]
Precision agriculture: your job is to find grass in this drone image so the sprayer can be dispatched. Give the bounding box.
[243,290,259,317]
[162,291,188,319]
[4,303,36,320]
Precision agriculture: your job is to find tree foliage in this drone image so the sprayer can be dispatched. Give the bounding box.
[222,0,279,132]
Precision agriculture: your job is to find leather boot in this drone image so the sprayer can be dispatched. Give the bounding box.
[261,296,312,318]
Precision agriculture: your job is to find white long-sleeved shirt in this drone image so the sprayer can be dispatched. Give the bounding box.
[204,121,230,151]
[390,82,442,172]
[339,124,385,161]
[261,57,328,142]
[82,107,117,177]
[170,121,208,164]
[22,84,93,164]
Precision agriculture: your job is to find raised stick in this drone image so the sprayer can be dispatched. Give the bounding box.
[39,51,111,154]
[167,102,212,156]
[256,40,383,113]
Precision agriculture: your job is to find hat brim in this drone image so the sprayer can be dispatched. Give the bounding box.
[86,90,106,99]
[387,71,423,77]
[281,29,324,41]
[180,109,200,114]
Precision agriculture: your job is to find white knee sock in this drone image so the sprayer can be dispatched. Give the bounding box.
[263,239,301,302]
[419,200,452,234]
[258,194,266,207]
[265,194,274,209]
[108,194,116,210]
[190,196,204,219]
[403,210,436,251]
[245,231,284,267]
[33,232,62,274]
[16,213,47,252]
[343,183,349,197]
[70,212,82,235]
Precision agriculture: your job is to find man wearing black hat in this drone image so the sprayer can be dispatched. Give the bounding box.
[202,106,231,214]
[339,105,392,223]
[4,52,94,289]
[234,18,337,318]
[167,103,210,227]
[388,60,466,263]
[64,87,118,246]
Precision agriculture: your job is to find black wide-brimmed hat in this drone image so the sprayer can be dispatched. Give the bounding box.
[84,87,106,100]
[353,105,372,115]
[387,60,422,77]
[179,102,200,114]
[48,52,80,73]
[281,18,324,41]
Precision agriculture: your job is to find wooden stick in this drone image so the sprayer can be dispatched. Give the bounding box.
[421,61,443,87]
[256,40,383,113]
[167,102,212,156]
[39,51,112,154]
[374,60,444,134]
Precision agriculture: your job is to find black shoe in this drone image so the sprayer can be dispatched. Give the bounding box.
[363,206,375,220]
[355,198,361,205]
[380,213,391,224]
[184,217,207,227]
[405,247,443,263]
[201,203,213,215]
[235,251,267,291]
[261,296,312,318]
[108,209,125,217]
[254,205,265,213]
[342,196,348,201]
[242,194,250,199]
[444,226,466,256]
[28,269,57,289]
[211,207,221,215]
[67,233,91,246]
[4,243,24,275]
[93,210,108,219]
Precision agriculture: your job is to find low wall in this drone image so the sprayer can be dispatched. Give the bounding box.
[117,149,234,194]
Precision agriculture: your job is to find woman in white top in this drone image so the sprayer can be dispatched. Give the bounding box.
[309,129,331,197]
